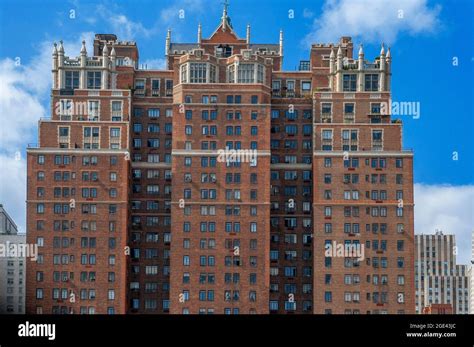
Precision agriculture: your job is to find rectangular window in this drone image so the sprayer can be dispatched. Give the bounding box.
[65,71,79,89]
[87,71,101,89]
[237,64,255,83]
[343,74,357,92]
[365,74,379,91]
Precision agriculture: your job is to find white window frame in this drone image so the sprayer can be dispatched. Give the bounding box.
[301,80,312,94]
[57,125,71,148]
[87,100,100,121]
[151,78,160,96]
[109,126,121,149]
[110,100,123,121]
[371,128,384,151]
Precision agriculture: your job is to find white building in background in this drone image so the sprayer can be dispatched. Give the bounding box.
[0,204,25,314]
[415,230,470,314]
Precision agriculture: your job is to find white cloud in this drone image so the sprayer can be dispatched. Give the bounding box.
[0,156,26,233]
[415,183,474,265]
[0,32,94,233]
[0,58,46,151]
[95,5,156,40]
[304,0,441,45]
[93,0,204,42]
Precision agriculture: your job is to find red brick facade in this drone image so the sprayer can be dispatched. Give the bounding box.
[26,11,414,314]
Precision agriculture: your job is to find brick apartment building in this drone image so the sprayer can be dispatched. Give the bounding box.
[26,6,414,314]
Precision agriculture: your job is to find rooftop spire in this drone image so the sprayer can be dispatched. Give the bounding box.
[221,0,232,31]
[198,23,202,45]
[246,24,250,44]
[279,29,283,56]
[58,40,64,54]
[80,40,87,55]
[165,29,171,56]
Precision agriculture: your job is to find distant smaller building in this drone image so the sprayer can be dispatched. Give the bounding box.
[415,231,470,314]
[0,204,25,314]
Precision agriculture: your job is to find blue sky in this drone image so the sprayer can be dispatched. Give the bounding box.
[0,0,473,262]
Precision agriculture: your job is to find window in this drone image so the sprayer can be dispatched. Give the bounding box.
[151,79,160,92]
[237,64,255,83]
[148,108,160,118]
[65,71,79,89]
[165,80,173,96]
[371,103,381,114]
[325,291,332,302]
[324,158,332,168]
[111,101,122,120]
[372,130,383,150]
[88,101,99,120]
[135,79,145,91]
[257,64,264,83]
[344,103,355,122]
[322,129,333,151]
[343,74,357,92]
[301,81,311,93]
[180,64,188,83]
[190,62,208,83]
[365,74,379,91]
[321,103,332,115]
[87,71,101,89]
[37,204,44,214]
[83,127,100,149]
[286,80,295,94]
[109,128,121,149]
[272,80,281,95]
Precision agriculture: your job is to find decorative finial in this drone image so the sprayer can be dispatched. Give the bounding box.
[58,40,64,53]
[103,43,109,55]
[223,0,229,16]
[221,0,232,30]
[80,40,87,54]
[53,42,58,55]
[279,29,283,56]
[380,43,385,56]
[358,44,364,56]
[246,24,251,44]
[198,23,202,44]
